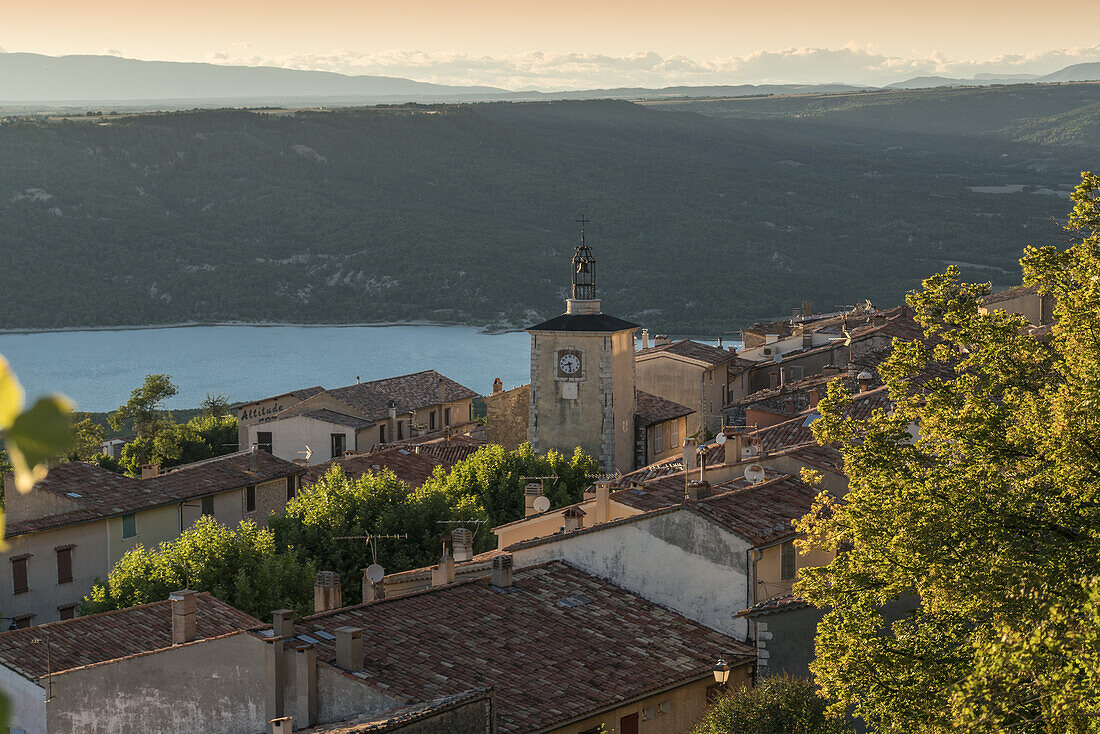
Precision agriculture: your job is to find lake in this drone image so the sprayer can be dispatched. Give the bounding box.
[0,325,532,413]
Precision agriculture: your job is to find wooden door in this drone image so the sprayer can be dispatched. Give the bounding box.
[620,713,639,734]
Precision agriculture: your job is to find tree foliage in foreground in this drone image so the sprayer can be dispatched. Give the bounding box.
[270,443,599,605]
[797,172,1100,733]
[691,676,851,734]
[82,516,314,619]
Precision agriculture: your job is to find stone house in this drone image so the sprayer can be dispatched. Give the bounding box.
[1,450,304,627]
[634,390,694,467]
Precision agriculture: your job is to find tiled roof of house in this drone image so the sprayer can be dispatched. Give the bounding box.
[302,446,446,489]
[749,386,891,453]
[693,475,820,546]
[300,689,494,733]
[6,451,303,537]
[738,591,811,618]
[282,562,752,733]
[412,440,484,466]
[0,593,259,681]
[635,391,694,427]
[526,312,640,333]
[302,409,376,429]
[636,339,735,366]
[327,370,479,422]
[982,283,1039,306]
[613,443,728,487]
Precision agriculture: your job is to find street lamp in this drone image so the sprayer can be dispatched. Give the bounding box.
[713,658,731,685]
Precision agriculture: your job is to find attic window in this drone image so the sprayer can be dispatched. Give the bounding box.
[66,492,82,498]
[312,630,336,640]
[802,412,821,427]
[296,634,320,644]
[557,595,593,608]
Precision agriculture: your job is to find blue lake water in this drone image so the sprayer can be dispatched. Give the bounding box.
[0,325,532,413]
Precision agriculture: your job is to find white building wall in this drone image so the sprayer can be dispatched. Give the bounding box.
[511,508,752,638]
[249,416,355,466]
[1,665,47,734]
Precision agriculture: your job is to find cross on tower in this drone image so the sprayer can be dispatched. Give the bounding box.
[576,214,589,243]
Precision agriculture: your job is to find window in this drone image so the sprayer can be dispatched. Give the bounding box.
[429,411,437,430]
[56,547,73,584]
[396,422,404,440]
[201,496,214,517]
[246,485,256,512]
[122,513,137,538]
[781,540,797,580]
[11,557,28,594]
[331,433,346,459]
[669,419,680,450]
[378,424,386,444]
[286,476,296,502]
[58,605,77,621]
[13,614,33,629]
[444,407,451,426]
[256,432,273,454]
[654,424,664,453]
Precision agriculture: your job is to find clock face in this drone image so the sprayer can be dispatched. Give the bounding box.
[559,353,581,375]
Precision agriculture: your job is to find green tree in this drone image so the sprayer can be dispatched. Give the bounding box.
[82,516,314,619]
[691,676,852,734]
[109,373,178,441]
[119,413,238,475]
[199,392,230,418]
[66,412,105,461]
[797,172,1100,733]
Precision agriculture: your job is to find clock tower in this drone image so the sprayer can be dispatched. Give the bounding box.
[527,220,638,473]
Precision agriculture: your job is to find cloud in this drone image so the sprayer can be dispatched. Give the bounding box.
[204,44,1100,90]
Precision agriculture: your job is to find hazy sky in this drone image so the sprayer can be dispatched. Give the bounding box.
[4,0,1100,88]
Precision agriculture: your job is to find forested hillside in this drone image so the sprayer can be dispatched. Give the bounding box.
[2,84,1097,334]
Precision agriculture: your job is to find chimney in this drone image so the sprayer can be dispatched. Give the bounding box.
[438,375,447,407]
[808,388,822,409]
[724,432,743,465]
[387,400,397,421]
[491,554,514,589]
[272,609,295,638]
[271,717,293,734]
[594,480,610,524]
[431,537,456,587]
[686,480,711,502]
[857,370,874,392]
[563,506,585,532]
[250,445,259,472]
[356,376,360,384]
[452,527,474,563]
[682,437,697,472]
[141,463,160,479]
[170,589,198,644]
[314,571,342,613]
[524,482,544,518]
[802,300,812,317]
[822,365,842,376]
[847,362,859,377]
[717,336,722,348]
[492,377,503,394]
[334,626,364,671]
[362,567,386,603]
[641,328,650,349]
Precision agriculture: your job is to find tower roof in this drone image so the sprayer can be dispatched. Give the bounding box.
[526,312,639,333]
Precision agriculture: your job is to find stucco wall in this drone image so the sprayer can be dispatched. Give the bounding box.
[557,674,749,734]
[754,542,834,605]
[636,356,727,436]
[4,481,82,524]
[1,663,47,734]
[316,664,402,725]
[250,415,356,466]
[381,695,494,734]
[45,632,268,734]
[494,497,639,550]
[2,520,109,625]
[238,394,308,450]
[485,385,530,450]
[511,509,752,638]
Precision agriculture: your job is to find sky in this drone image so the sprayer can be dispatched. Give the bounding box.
[4,0,1100,89]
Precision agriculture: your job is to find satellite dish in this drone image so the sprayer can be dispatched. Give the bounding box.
[742,443,758,457]
[715,432,727,445]
[744,463,766,484]
[533,495,551,513]
[773,351,784,364]
[365,564,385,584]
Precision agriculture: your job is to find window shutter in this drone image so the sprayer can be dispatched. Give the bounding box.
[12,558,28,594]
[57,548,73,584]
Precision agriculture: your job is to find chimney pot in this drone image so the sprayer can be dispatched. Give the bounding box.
[431,538,456,587]
[492,377,503,394]
[491,554,514,589]
[334,626,364,671]
[641,329,650,349]
[594,480,610,524]
[314,571,342,613]
[687,480,711,502]
[271,717,294,734]
[524,482,544,518]
[452,527,474,563]
[272,609,295,638]
[141,463,160,479]
[170,589,198,644]
[682,438,697,472]
[250,445,259,472]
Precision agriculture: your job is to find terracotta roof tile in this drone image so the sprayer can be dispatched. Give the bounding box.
[636,339,735,366]
[635,391,694,427]
[7,452,303,536]
[738,591,811,618]
[0,593,259,681]
[302,409,376,429]
[300,689,493,733]
[283,562,753,733]
[327,371,479,422]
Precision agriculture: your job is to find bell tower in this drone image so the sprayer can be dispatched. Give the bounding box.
[527,219,638,473]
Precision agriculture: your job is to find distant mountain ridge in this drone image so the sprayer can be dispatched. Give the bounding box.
[2,51,1098,108]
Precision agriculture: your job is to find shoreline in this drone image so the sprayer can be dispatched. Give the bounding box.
[0,319,529,336]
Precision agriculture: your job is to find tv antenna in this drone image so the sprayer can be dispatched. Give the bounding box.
[335,532,409,581]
